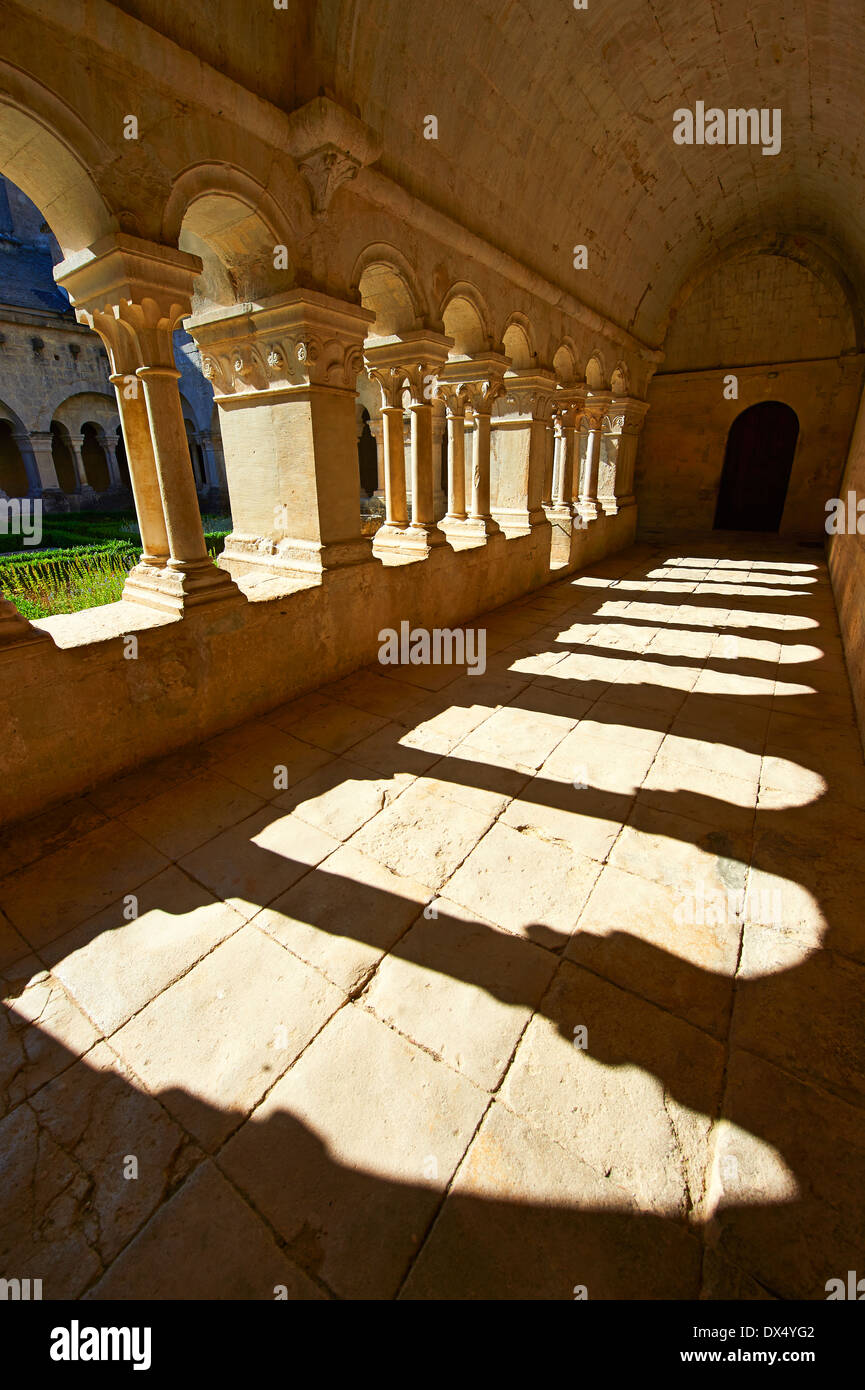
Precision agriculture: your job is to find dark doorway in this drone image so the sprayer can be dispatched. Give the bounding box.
[714,401,799,532]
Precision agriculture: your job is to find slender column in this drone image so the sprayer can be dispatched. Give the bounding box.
[56,234,240,611]
[434,383,469,528]
[0,597,51,652]
[577,395,611,523]
[367,417,385,496]
[551,407,577,510]
[541,421,555,509]
[109,372,170,567]
[438,352,508,540]
[103,441,124,490]
[365,331,452,553]
[66,434,88,490]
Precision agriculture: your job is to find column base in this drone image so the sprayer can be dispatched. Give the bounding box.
[576,500,599,524]
[491,506,548,537]
[122,558,242,614]
[0,599,52,653]
[219,532,373,581]
[460,515,501,540]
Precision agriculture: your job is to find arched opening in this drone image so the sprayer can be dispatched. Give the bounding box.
[184,418,206,488]
[50,420,78,492]
[714,401,799,532]
[115,425,131,487]
[80,421,110,492]
[0,419,28,496]
[357,407,378,497]
[441,290,489,357]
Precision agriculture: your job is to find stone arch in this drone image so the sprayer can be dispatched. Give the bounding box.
[168,166,297,309]
[353,244,427,337]
[51,391,119,439]
[585,353,607,389]
[0,64,115,256]
[502,315,536,369]
[552,341,578,385]
[440,284,493,356]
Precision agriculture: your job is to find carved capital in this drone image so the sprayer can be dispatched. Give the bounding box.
[298,146,362,218]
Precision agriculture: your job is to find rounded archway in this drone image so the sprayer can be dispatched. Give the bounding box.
[50,421,78,493]
[80,422,110,492]
[714,401,800,532]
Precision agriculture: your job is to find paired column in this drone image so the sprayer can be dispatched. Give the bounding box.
[437,353,508,541]
[434,382,470,531]
[489,368,556,535]
[365,331,452,555]
[56,234,240,612]
[547,390,585,519]
[577,393,611,524]
[188,288,377,579]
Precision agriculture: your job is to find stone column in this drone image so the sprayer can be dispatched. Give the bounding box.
[56,234,239,612]
[489,368,556,535]
[604,397,650,514]
[577,393,611,524]
[548,394,584,519]
[102,440,124,491]
[27,431,63,496]
[541,421,555,510]
[13,430,45,498]
[188,287,376,581]
[367,417,385,497]
[365,362,409,546]
[438,353,508,541]
[434,383,469,532]
[365,330,452,554]
[108,371,171,569]
[67,433,89,491]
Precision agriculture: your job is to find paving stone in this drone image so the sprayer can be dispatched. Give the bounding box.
[360,897,556,1089]
[44,866,245,1034]
[274,758,414,840]
[87,1162,325,1300]
[402,1101,702,1300]
[220,1004,488,1298]
[445,820,600,949]
[179,808,340,918]
[254,844,431,992]
[500,960,725,1217]
[350,780,495,890]
[118,772,265,859]
[1,955,101,1109]
[111,926,345,1151]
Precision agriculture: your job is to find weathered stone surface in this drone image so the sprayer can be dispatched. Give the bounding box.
[360,897,556,1090]
[111,926,345,1151]
[86,1162,325,1300]
[220,1004,488,1298]
[1,956,101,1109]
[351,780,495,890]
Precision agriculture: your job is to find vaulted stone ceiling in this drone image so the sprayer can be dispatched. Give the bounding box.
[112,0,865,350]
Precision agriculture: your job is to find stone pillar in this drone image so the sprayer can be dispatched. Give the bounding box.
[438,353,508,541]
[548,395,584,518]
[365,330,452,555]
[67,434,89,491]
[109,371,171,570]
[365,362,409,546]
[434,383,469,532]
[367,417,385,497]
[541,421,555,509]
[12,430,45,498]
[27,431,62,495]
[489,368,556,535]
[102,440,124,491]
[604,397,650,515]
[431,403,447,520]
[56,234,240,612]
[577,394,611,524]
[187,288,376,581]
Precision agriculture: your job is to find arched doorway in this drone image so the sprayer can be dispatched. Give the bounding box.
[50,421,78,493]
[714,402,799,532]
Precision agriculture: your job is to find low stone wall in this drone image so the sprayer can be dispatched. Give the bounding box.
[0,508,635,826]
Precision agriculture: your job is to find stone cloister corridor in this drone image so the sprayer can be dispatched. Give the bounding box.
[2,0,865,1326]
[2,537,864,1301]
